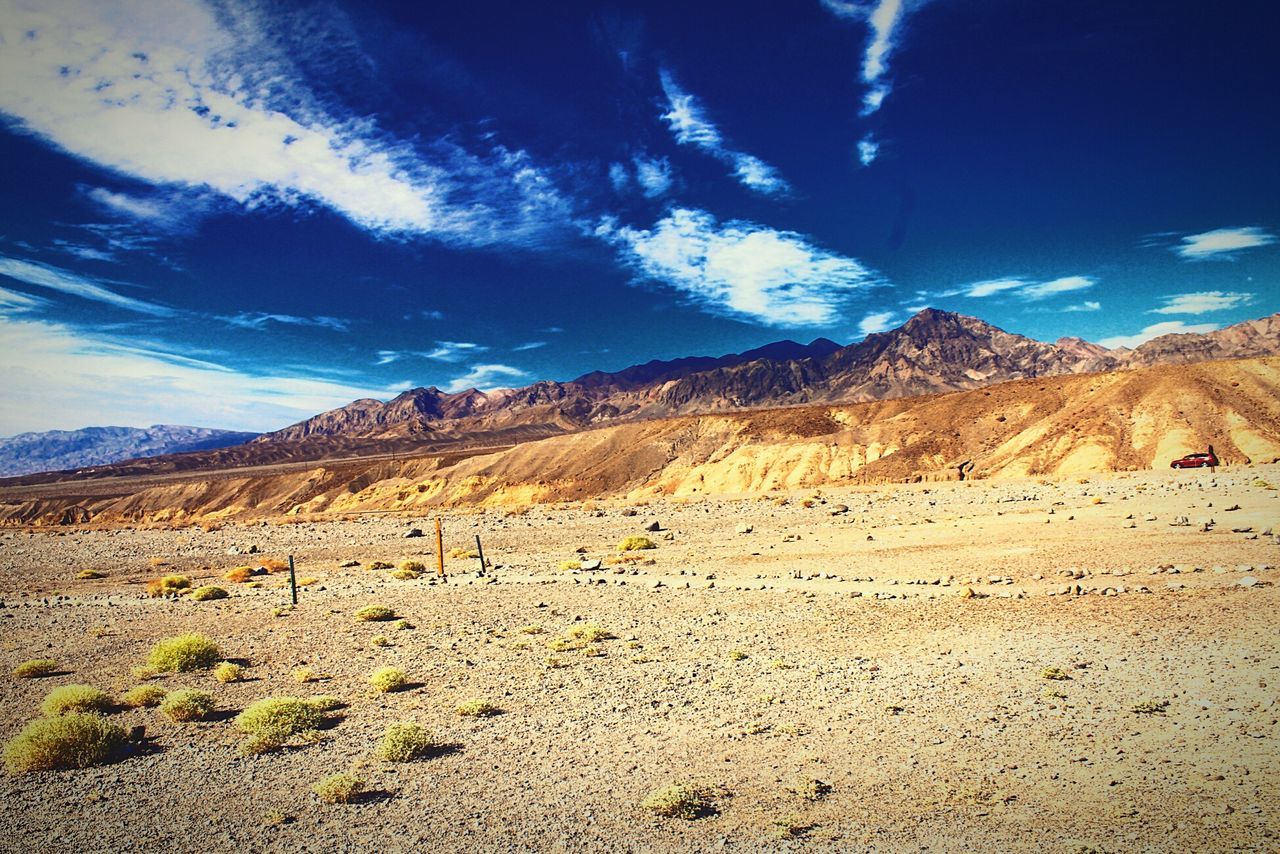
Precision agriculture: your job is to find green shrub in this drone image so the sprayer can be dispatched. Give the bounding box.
[146,574,192,598]
[399,560,427,574]
[618,536,656,551]
[392,619,414,631]
[558,560,582,571]
[312,772,363,804]
[213,662,243,683]
[640,782,712,819]
[1132,699,1170,715]
[147,634,221,672]
[1040,667,1071,681]
[455,699,499,717]
[76,570,105,580]
[371,635,391,648]
[567,624,611,642]
[367,560,394,571]
[390,568,420,580]
[191,585,229,602]
[376,722,439,762]
[12,659,59,679]
[369,666,407,693]
[292,667,318,684]
[305,696,343,712]
[159,689,215,722]
[41,685,113,716]
[354,605,396,622]
[120,684,167,708]
[235,697,325,754]
[3,713,125,773]
[728,650,748,661]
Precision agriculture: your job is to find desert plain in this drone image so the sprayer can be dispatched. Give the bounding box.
[0,462,1277,852]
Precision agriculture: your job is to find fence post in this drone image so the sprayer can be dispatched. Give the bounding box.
[288,554,298,605]
[435,517,446,581]
[474,534,486,575]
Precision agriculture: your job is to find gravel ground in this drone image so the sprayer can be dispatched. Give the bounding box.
[1,464,1277,852]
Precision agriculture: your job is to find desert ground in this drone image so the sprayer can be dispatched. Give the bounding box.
[1,463,1277,852]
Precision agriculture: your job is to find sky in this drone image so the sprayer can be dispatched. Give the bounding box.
[0,0,1277,435]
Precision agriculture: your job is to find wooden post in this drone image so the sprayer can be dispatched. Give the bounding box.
[435,517,446,580]
[474,534,486,575]
[288,554,298,605]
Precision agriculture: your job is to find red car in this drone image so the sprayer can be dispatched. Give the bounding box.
[1170,449,1217,469]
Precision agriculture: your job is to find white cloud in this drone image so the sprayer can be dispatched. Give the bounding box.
[820,0,914,115]
[965,278,1027,298]
[857,135,879,167]
[0,255,175,316]
[1097,320,1218,350]
[0,0,570,247]
[0,284,49,313]
[1062,300,1101,312]
[223,312,349,332]
[512,341,547,351]
[633,156,673,198]
[444,363,528,393]
[599,208,877,327]
[1019,275,1094,300]
[85,187,183,225]
[1174,227,1277,260]
[857,310,898,336]
[0,315,399,433]
[1151,291,1254,315]
[425,341,487,363]
[959,275,1095,301]
[608,162,630,194]
[658,70,790,196]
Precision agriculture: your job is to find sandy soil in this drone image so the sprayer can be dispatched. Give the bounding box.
[1,464,1277,852]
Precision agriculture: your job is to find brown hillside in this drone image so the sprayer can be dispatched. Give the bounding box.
[1,357,1277,525]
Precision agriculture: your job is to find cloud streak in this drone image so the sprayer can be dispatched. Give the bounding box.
[1097,320,1218,350]
[1151,291,1254,315]
[820,0,914,115]
[445,363,528,393]
[950,275,1096,302]
[599,208,877,327]
[1173,227,1277,260]
[0,0,571,248]
[658,70,790,196]
[0,255,176,316]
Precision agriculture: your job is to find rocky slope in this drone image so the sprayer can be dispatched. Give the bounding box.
[0,425,258,477]
[3,356,1276,525]
[262,309,1280,443]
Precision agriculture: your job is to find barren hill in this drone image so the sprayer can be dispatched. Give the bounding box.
[3,356,1277,526]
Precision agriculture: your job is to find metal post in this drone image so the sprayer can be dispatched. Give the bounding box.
[288,554,298,605]
[435,517,446,580]
[474,534,486,575]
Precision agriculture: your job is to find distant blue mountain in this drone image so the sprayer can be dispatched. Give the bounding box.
[0,425,259,477]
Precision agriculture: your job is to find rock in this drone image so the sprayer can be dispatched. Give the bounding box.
[1239,577,1259,588]
[960,587,976,599]
[735,523,754,534]
[644,521,662,532]
[580,559,602,571]
[404,528,424,538]
[830,504,849,516]
[225,546,240,555]
[621,508,637,517]
[339,560,359,567]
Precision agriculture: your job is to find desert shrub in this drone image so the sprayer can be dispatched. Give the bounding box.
[367,560,394,571]
[191,585,229,602]
[297,576,319,586]
[517,624,544,635]
[224,566,253,583]
[147,634,221,672]
[312,773,363,804]
[146,574,192,598]
[76,570,105,580]
[120,684,167,708]
[12,659,59,679]
[369,666,407,693]
[392,619,414,631]
[376,722,439,762]
[213,662,243,684]
[640,782,712,819]
[305,696,343,712]
[1040,667,1071,681]
[159,689,215,722]
[728,650,748,661]
[3,712,125,773]
[390,568,421,580]
[355,605,396,622]
[446,547,478,559]
[399,560,427,574]
[618,536,656,552]
[371,635,391,648]
[41,685,113,716]
[260,558,289,573]
[558,560,582,571]
[292,667,318,684]
[455,699,499,717]
[788,778,831,801]
[1131,699,1169,715]
[567,624,611,642]
[235,697,325,754]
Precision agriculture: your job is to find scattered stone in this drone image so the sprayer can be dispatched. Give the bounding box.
[404,528,424,538]
[339,560,360,568]
[735,523,754,534]
[644,521,662,532]
[1238,577,1259,588]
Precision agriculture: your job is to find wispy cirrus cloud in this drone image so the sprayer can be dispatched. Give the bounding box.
[633,156,674,198]
[375,341,488,365]
[1097,320,1218,350]
[0,0,572,248]
[0,315,401,433]
[1173,227,1276,260]
[951,275,1096,301]
[820,0,920,116]
[598,208,877,327]
[512,341,547,351]
[857,310,899,336]
[1151,291,1254,315]
[658,70,790,196]
[444,363,528,393]
[1062,300,1101,313]
[0,255,176,316]
[222,312,350,332]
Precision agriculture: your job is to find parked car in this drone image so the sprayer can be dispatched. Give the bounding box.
[1170,449,1217,469]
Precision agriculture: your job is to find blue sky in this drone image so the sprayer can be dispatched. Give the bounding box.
[0,0,1276,434]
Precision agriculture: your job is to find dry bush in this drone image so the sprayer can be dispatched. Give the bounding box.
[235,697,326,754]
[3,712,125,773]
[159,689,215,722]
[618,536,656,551]
[455,699,499,717]
[369,666,407,693]
[191,585,229,602]
[224,566,254,583]
[354,605,396,622]
[260,558,290,573]
[41,685,113,716]
[376,722,440,762]
[312,773,363,804]
[213,662,243,683]
[76,570,105,580]
[640,782,713,819]
[12,659,59,679]
[120,685,167,708]
[146,574,191,598]
[147,634,221,672]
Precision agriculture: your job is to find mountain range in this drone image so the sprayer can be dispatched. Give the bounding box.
[0,425,259,478]
[262,308,1280,443]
